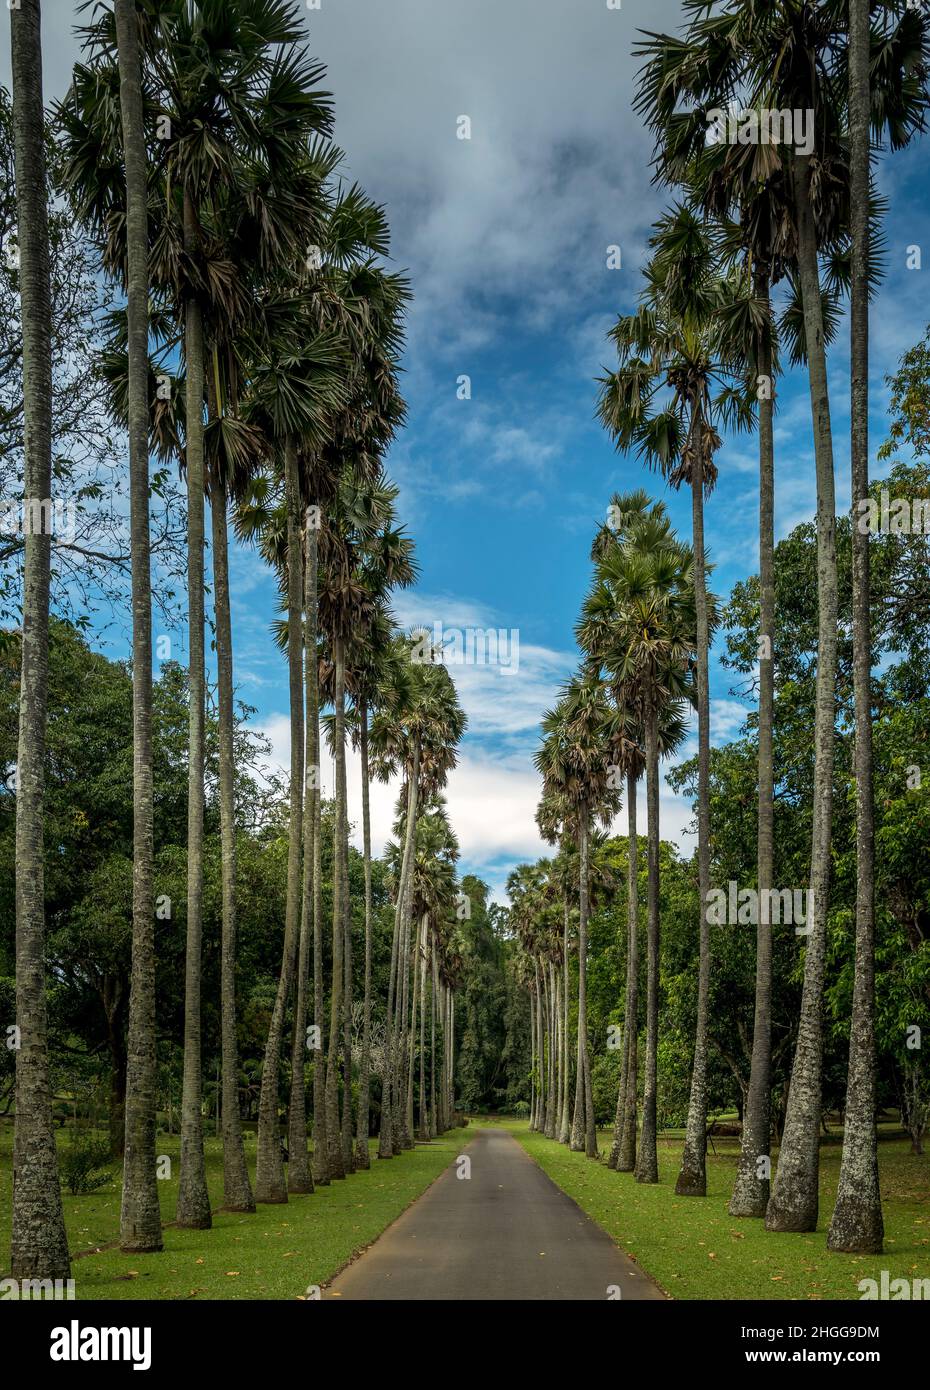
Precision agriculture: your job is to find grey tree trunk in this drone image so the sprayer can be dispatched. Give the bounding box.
[677,414,712,1197]
[571,810,596,1155]
[210,493,254,1211]
[339,714,354,1175]
[303,520,328,1186]
[529,987,537,1130]
[378,747,419,1156]
[418,914,428,1139]
[288,518,319,1193]
[404,901,418,1144]
[176,196,211,1228]
[559,896,571,1143]
[546,961,558,1138]
[398,793,418,1150]
[535,958,544,1132]
[636,713,661,1184]
[324,635,346,1179]
[254,438,304,1204]
[114,0,163,1253]
[827,0,883,1255]
[377,887,400,1159]
[8,0,69,1280]
[429,935,438,1137]
[444,995,453,1112]
[730,274,775,1219]
[766,154,839,1234]
[612,772,639,1172]
[354,701,373,1169]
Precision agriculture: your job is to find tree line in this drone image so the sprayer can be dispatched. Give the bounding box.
[510,0,930,1259]
[5,0,470,1284]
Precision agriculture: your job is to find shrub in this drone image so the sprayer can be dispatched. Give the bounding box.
[59,1135,112,1195]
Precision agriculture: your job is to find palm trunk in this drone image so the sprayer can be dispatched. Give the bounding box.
[529,987,537,1130]
[418,915,428,1139]
[392,902,409,1151]
[560,895,571,1143]
[730,273,775,1219]
[677,412,712,1197]
[444,989,453,1117]
[288,518,319,1193]
[379,747,419,1156]
[766,154,839,1234]
[546,962,558,1138]
[211,491,255,1210]
[429,936,438,1137]
[114,0,162,1253]
[377,888,400,1159]
[612,771,639,1172]
[636,712,661,1184]
[398,800,417,1149]
[340,744,354,1175]
[827,0,883,1254]
[354,700,373,1169]
[9,1,68,1277]
[533,961,539,1134]
[176,193,210,1229]
[304,518,328,1186]
[572,809,596,1155]
[404,905,418,1144]
[324,635,347,1179]
[254,438,304,1204]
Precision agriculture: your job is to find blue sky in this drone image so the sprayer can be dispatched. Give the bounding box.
[12,0,930,903]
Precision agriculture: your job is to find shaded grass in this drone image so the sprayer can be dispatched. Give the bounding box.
[491,1118,930,1301]
[0,1121,466,1300]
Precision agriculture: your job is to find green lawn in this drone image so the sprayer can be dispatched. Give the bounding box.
[0,1120,467,1300]
[491,1118,929,1300]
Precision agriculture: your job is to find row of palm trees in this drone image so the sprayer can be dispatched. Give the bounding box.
[516,0,929,1257]
[8,0,467,1283]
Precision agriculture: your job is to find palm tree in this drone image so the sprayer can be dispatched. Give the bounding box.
[111,0,162,1251]
[8,0,71,1284]
[827,0,882,1256]
[344,572,416,1167]
[591,516,695,1182]
[536,674,621,1156]
[597,242,737,1193]
[242,327,348,1203]
[370,636,466,1156]
[580,498,692,1176]
[635,0,929,1232]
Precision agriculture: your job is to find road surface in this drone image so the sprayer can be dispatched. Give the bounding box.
[324,1127,667,1301]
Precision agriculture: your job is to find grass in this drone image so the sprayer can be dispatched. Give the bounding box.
[0,1119,467,1300]
[487,1117,930,1300]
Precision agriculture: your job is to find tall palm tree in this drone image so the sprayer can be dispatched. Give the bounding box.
[635,0,929,1232]
[370,636,466,1156]
[536,674,621,1157]
[580,498,692,1176]
[344,576,416,1167]
[591,518,695,1181]
[827,0,882,1256]
[597,236,738,1193]
[8,0,71,1284]
[112,0,162,1252]
[242,327,348,1203]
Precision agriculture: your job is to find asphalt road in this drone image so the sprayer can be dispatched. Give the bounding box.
[324,1127,667,1301]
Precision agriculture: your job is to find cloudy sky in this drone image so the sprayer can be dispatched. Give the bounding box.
[8,0,930,902]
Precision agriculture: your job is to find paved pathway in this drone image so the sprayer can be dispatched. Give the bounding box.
[325,1127,667,1301]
